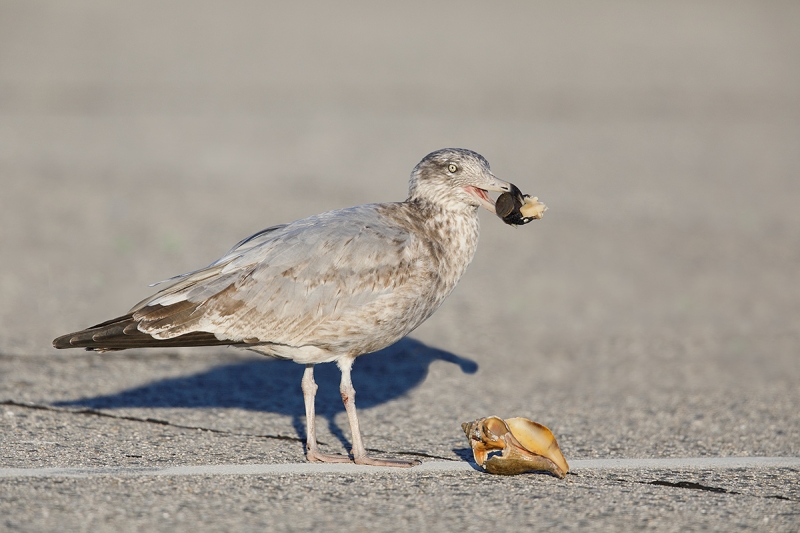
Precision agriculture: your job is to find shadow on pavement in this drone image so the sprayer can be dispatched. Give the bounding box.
[55,338,478,448]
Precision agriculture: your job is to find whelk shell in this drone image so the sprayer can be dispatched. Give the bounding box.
[461,416,569,478]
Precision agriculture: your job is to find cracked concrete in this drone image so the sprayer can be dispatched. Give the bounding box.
[2,1,800,531]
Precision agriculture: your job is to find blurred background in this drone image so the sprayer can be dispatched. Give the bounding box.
[1,0,798,410]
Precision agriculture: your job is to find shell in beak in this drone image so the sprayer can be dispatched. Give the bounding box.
[495,184,547,226]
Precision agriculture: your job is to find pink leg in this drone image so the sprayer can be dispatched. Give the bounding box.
[301,364,351,463]
[337,357,420,467]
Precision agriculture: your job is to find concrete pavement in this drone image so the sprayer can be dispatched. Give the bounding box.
[1,1,799,531]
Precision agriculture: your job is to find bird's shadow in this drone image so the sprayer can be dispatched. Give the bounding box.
[55,338,478,451]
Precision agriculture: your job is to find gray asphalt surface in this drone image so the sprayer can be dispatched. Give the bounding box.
[2,1,799,531]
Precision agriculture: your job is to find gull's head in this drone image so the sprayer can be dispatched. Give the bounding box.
[408,148,512,214]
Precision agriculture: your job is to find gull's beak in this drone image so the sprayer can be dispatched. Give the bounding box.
[484,174,513,193]
[463,175,513,214]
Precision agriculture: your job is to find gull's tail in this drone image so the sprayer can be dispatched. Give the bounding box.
[53,314,230,352]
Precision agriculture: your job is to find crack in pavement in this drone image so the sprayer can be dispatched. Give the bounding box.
[649,479,729,493]
[0,399,456,462]
[2,399,298,440]
[607,477,797,503]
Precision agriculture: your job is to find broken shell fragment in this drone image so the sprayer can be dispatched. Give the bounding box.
[496,184,547,226]
[519,196,547,220]
[461,416,568,478]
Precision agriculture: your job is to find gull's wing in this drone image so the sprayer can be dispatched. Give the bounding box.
[130,204,425,353]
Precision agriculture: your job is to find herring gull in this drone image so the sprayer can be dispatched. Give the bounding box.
[53,148,539,467]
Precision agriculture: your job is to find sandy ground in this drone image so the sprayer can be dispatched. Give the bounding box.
[1,1,799,531]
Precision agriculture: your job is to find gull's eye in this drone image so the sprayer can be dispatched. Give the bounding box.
[448,163,458,173]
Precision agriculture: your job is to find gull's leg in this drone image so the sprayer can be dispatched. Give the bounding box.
[302,364,351,463]
[337,357,420,467]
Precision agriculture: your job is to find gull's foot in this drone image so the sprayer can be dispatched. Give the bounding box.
[306,448,353,464]
[353,455,420,468]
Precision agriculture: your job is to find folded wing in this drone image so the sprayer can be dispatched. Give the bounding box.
[56,204,424,355]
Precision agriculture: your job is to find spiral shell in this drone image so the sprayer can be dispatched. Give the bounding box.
[461,416,568,478]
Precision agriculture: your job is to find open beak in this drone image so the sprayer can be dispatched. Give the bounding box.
[463,176,513,214]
